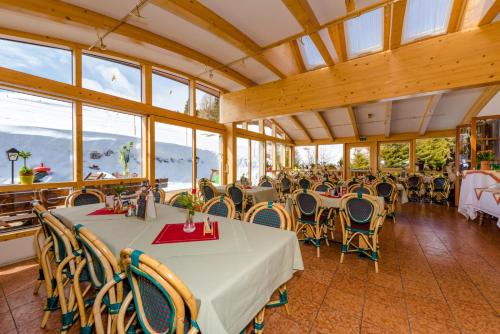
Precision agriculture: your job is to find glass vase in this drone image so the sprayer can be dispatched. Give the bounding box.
[183,211,196,233]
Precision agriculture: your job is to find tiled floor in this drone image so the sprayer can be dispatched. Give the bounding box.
[0,203,499,333]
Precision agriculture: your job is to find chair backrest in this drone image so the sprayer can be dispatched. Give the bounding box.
[168,192,188,208]
[258,176,274,188]
[339,193,383,234]
[312,182,332,193]
[226,184,245,206]
[74,225,121,291]
[280,176,292,192]
[374,181,395,202]
[244,202,291,230]
[292,189,320,222]
[407,175,421,188]
[347,179,360,188]
[298,177,311,190]
[198,178,217,202]
[120,249,199,334]
[202,196,236,219]
[349,184,373,195]
[432,176,448,191]
[66,188,105,207]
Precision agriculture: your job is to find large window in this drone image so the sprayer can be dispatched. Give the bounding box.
[266,141,273,173]
[155,122,193,190]
[379,142,410,169]
[345,8,383,58]
[416,137,455,171]
[318,144,343,167]
[82,106,142,179]
[248,121,260,133]
[0,39,72,84]
[0,90,73,184]
[196,130,222,185]
[251,140,264,185]
[276,143,284,170]
[237,138,249,181]
[82,54,142,102]
[196,84,220,122]
[297,35,326,70]
[402,0,453,43]
[152,71,189,113]
[350,147,370,171]
[295,146,316,168]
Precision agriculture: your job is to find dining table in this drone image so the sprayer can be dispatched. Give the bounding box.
[52,203,303,334]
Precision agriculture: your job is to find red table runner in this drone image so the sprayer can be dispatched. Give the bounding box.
[87,208,126,216]
[152,222,219,244]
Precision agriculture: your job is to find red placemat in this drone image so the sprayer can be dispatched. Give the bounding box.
[243,186,253,189]
[152,222,219,244]
[87,208,126,216]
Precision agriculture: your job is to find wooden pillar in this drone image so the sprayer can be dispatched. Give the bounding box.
[343,144,349,180]
[189,80,196,116]
[315,144,319,164]
[144,116,155,186]
[73,48,82,87]
[192,129,197,188]
[224,123,237,184]
[142,64,152,105]
[410,139,416,173]
[73,101,83,187]
[471,117,477,169]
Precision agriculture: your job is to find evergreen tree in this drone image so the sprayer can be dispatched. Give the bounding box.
[379,143,409,168]
[416,138,455,169]
[351,148,369,170]
[183,100,189,115]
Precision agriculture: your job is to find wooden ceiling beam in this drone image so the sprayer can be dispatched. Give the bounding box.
[151,0,286,79]
[345,0,356,13]
[384,101,392,137]
[479,0,500,26]
[314,111,334,141]
[289,40,306,73]
[390,0,407,49]
[282,0,334,66]
[447,0,468,33]
[220,24,500,123]
[461,85,499,124]
[347,106,359,140]
[290,115,312,142]
[0,0,256,88]
[418,94,442,135]
[383,4,392,50]
[328,24,347,62]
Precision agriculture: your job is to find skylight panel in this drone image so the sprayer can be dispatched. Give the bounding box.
[297,35,326,70]
[345,8,383,58]
[402,0,453,43]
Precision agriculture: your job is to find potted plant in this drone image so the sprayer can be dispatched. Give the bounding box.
[119,142,134,177]
[177,189,203,233]
[18,151,32,167]
[19,166,34,184]
[477,150,495,170]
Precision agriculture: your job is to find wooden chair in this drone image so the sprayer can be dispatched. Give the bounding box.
[168,191,189,208]
[292,189,332,258]
[277,175,294,201]
[406,174,423,202]
[65,188,105,207]
[373,179,398,223]
[431,176,451,206]
[73,225,127,334]
[258,176,275,189]
[339,193,385,272]
[225,184,249,219]
[37,212,83,333]
[297,176,312,190]
[202,196,236,219]
[243,201,291,333]
[32,202,50,295]
[347,178,360,188]
[118,249,200,334]
[348,183,374,195]
[312,182,333,193]
[198,178,218,202]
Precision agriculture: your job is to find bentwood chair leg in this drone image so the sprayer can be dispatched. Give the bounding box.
[33,279,42,295]
[340,252,345,264]
[374,261,379,273]
[41,310,51,328]
[254,308,265,334]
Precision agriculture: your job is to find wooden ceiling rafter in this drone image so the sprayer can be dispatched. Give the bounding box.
[384,101,392,137]
[289,40,307,72]
[290,115,312,142]
[270,119,295,144]
[447,0,468,33]
[328,23,347,63]
[345,0,356,13]
[313,111,334,141]
[461,85,499,124]
[282,0,334,66]
[418,94,442,135]
[390,0,407,49]
[383,3,392,50]
[0,0,256,88]
[479,0,500,26]
[347,106,359,140]
[151,0,286,79]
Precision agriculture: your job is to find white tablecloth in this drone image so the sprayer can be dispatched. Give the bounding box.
[53,204,303,334]
[216,185,278,204]
[458,171,500,225]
